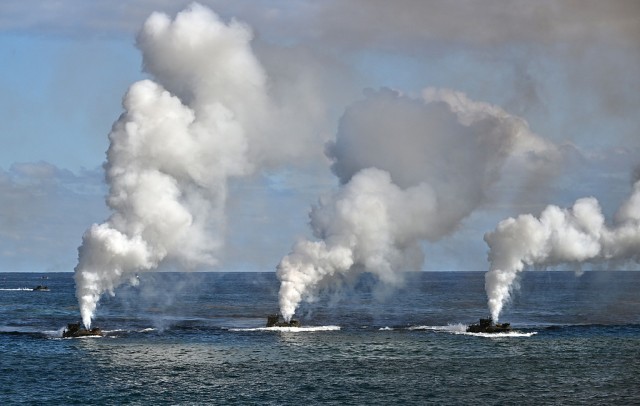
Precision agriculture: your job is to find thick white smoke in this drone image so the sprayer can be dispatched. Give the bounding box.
[277,87,560,321]
[485,177,640,321]
[74,4,273,328]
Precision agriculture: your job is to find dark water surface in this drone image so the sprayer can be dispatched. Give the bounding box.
[1,271,639,404]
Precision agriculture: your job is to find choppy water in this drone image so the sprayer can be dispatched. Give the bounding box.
[1,271,639,404]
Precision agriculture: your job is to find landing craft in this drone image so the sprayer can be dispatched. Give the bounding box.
[266,314,301,327]
[62,323,103,338]
[466,317,511,333]
[32,285,49,291]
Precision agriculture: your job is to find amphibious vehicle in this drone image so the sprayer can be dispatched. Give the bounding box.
[466,318,511,333]
[266,314,301,328]
[62,323,103,338]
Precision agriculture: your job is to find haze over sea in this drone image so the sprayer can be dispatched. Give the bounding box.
[2,271,639,404]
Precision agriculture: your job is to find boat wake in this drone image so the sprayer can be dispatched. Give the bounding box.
[230,325,341,332]
[408,323,468,332]
[408,323,537,337]
[462,331,537,338]
[0,288,33,291]
[0,326,96,339]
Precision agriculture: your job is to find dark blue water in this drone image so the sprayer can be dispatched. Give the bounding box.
[2,271,639,404]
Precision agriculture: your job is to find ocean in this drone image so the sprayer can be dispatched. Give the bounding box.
[1,271,639,404]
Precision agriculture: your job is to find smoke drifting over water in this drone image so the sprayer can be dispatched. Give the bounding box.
[277,88,559,321]
[485,177,640,321]
[75,5,274,328]
[66,2,638,329]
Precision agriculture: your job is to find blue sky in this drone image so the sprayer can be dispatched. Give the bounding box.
[1,0,639,272]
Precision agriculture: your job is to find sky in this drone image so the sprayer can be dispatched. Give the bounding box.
[0,0,639,273]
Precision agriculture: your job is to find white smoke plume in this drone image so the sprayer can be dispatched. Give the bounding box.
[485,176,640,321]
[277,87,560,321]
[74,4,273,328]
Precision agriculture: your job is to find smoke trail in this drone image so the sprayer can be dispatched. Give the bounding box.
[74,4,271,328]
[277,87,560,321]
[484,176,640,321]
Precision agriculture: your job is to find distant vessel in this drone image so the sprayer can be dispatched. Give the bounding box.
[266,314,301,328]
[62,323,103,338]
[466,318,511,333]
[32,285,49,291]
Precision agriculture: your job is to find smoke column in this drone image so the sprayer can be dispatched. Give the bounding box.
[277,87,560,321]
[485,176,640,321]
[74,4,273,328]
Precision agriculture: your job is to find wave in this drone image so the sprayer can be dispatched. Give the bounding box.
[0,326,68,339]
[139,327,157,333]
[408,323,468,333]
[0,326,46,335]
[229,325,341,332]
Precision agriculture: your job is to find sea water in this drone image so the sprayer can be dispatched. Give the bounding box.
[1,271,639,404]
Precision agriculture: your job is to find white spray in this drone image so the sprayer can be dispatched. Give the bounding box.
[74,4,272,328]
[484,177,640,321]
[277,87,560,321]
